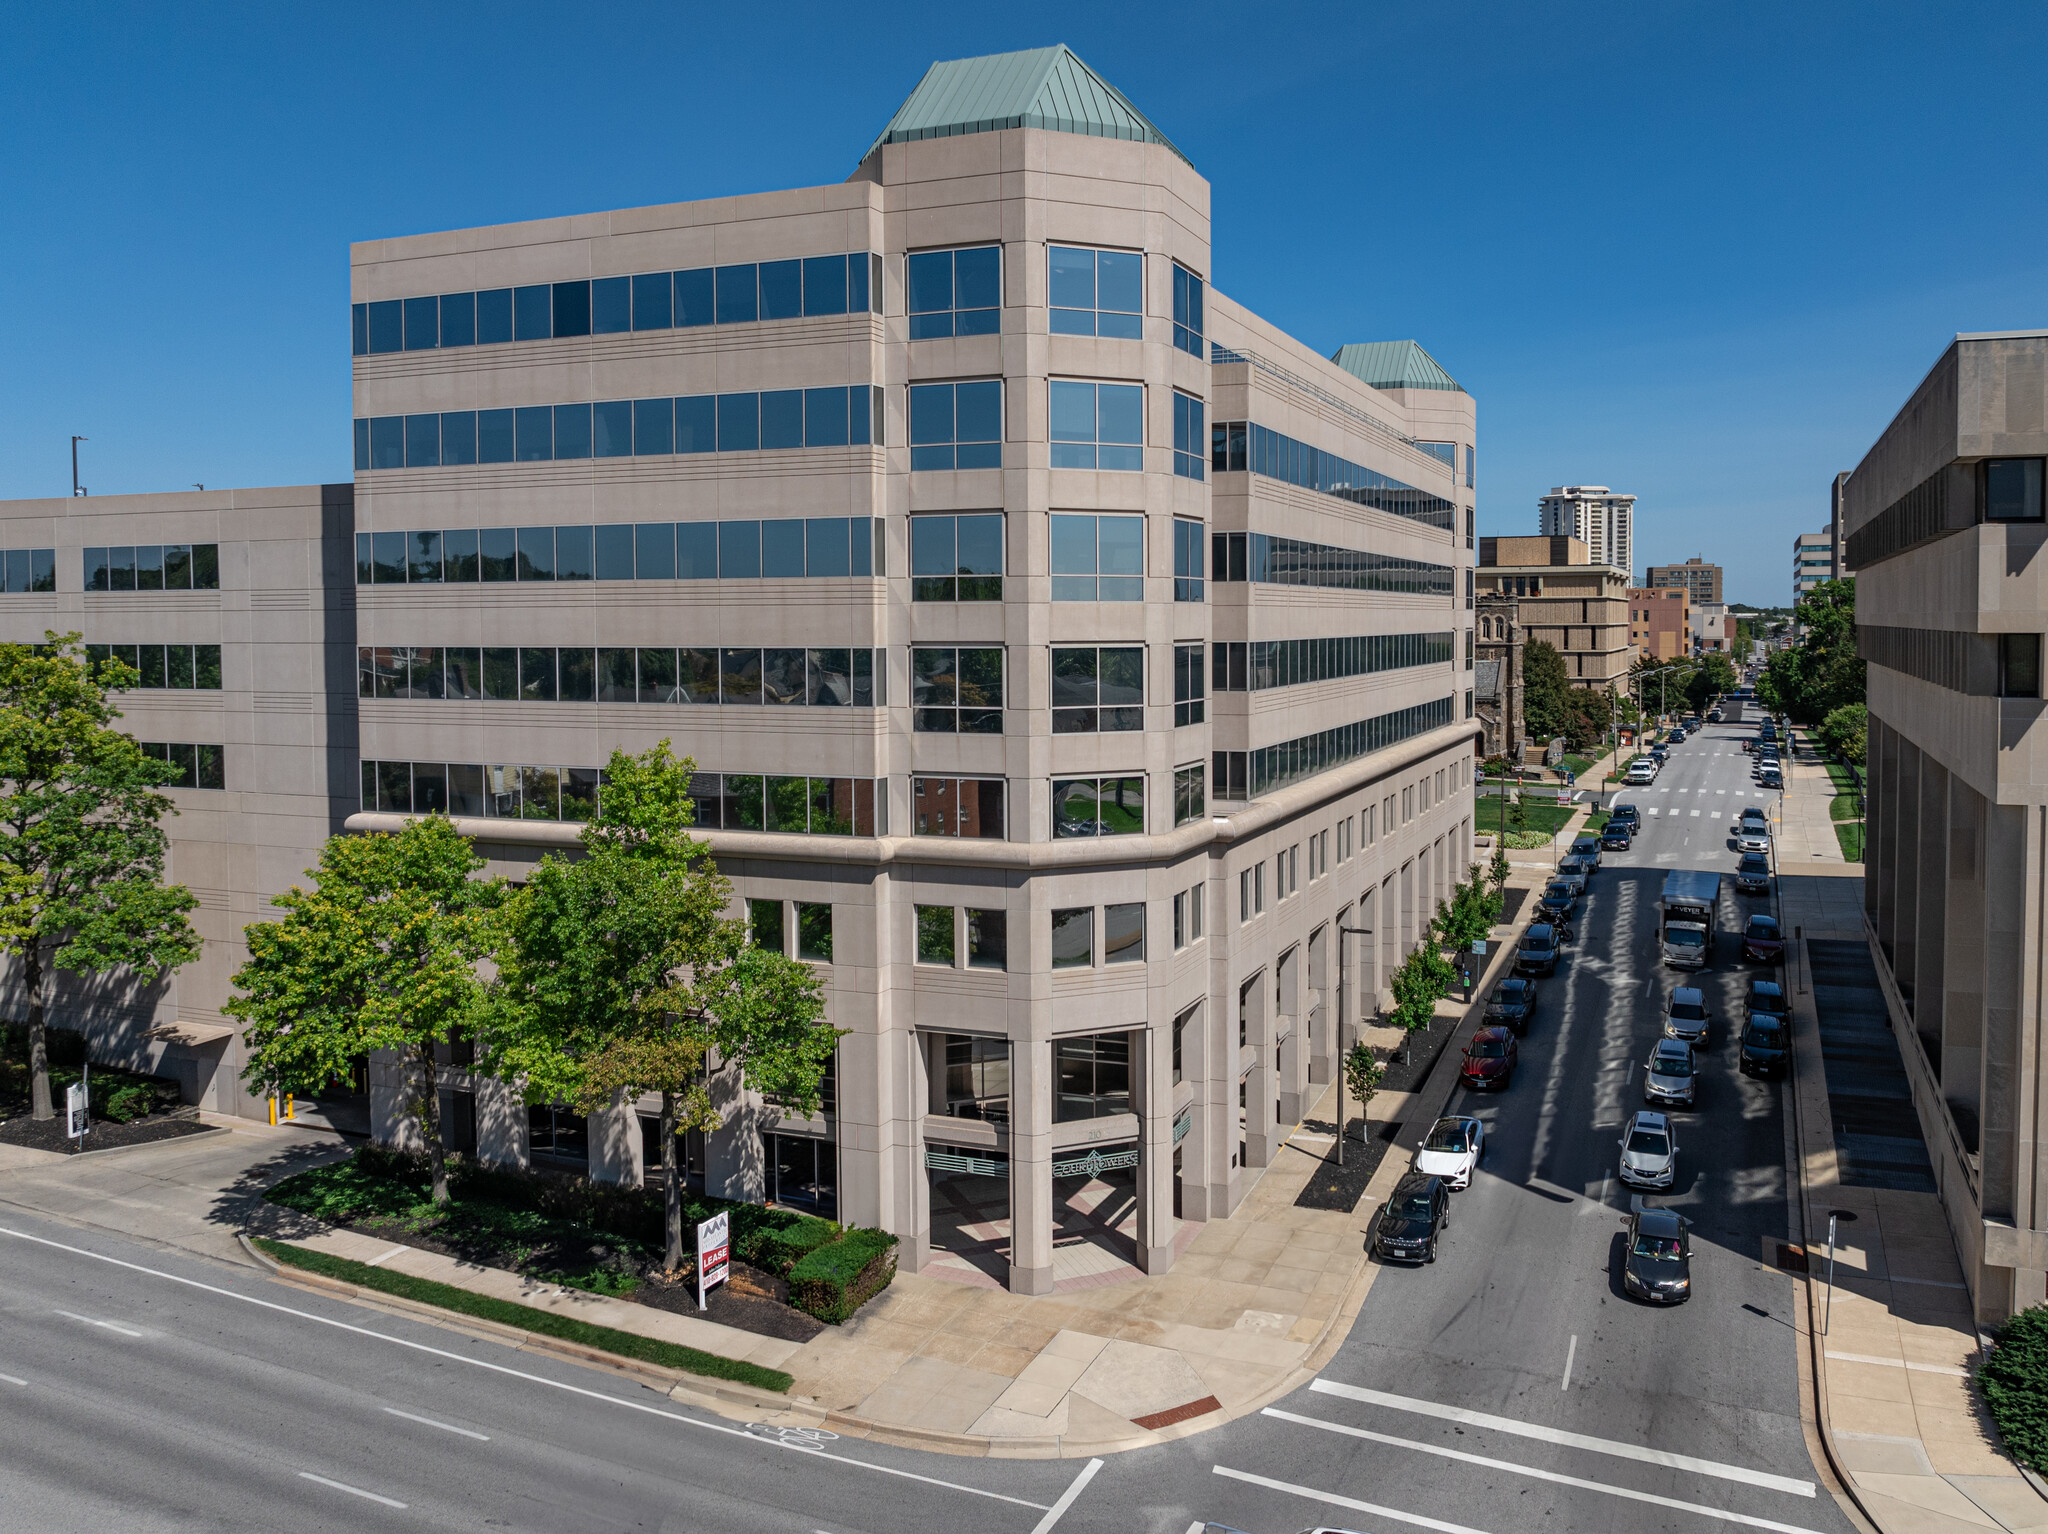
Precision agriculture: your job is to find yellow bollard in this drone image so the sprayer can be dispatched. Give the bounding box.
[285,1094,294,1121]
[268,1095,278,1126]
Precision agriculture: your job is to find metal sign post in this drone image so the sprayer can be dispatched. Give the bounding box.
[1822,1209,1858,1334]
[696,1210,730,1310]
[65,1079,89,1141]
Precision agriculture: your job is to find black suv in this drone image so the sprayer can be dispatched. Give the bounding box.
[1375,1172,1451,1264]
[1740,1014,1790,1078]
[1518,923,1561,976]
[1745,978,1790,1032]
[1486,976,1538,1034]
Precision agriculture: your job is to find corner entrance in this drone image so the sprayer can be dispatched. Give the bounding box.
[925,1148,1011,1287]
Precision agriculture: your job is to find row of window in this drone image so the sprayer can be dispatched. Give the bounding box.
[352,387,882,469]
[1210,632,1453,691]
[358,646,883,707]
[0,549,56,593]
[914,904,1009,970]
[1211,422,1456,530]
[749,899,839,965]
[906,511,1189,603]
[1211,531,1453,596]
[87,644,224,690]
[142,741,225,790]
[1051,902,1147,970]
[1212,695,1456,801]
[355,519,883,586]
[351,254,882,354]
[83,545,222,592]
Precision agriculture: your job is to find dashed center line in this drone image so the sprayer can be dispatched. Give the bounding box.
[298,1471,408,1509]
[55,1309,141,1338]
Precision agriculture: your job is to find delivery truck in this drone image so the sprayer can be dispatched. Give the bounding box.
[1660,870,1721,969]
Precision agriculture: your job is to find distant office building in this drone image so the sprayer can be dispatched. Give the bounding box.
[1794,529,1834,598]
[1627,585,1689,661]
[1538,485,1634,574]
[1477,536,1630,691]
[1689,601,1728,654]
[1647,555,1722,606]
[1830,470,1856,581]
[1848,327,2048,1323]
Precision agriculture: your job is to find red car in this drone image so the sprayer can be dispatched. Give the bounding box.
[1460,1026,1519,1090]
[1742,914,1785,963]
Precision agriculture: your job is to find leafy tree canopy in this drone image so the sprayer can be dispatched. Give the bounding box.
[1757,578,1863,725]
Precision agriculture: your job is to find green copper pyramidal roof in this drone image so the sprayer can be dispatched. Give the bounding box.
[1329,340,1465,393]
[862,45,1191,169]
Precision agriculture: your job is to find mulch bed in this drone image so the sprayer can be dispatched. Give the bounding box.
[0,1111,215,1155]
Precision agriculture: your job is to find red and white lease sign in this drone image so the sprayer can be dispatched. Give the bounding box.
[696,1210,730,1310]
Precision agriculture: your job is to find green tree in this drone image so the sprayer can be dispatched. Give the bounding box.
[1817,702,1868,766]
[1758,579,1862,725]
[229,817,505,1203]
[1343,1041,1384,1141]
[1523,639,1572,743]
[485,743,835,1272]
[1389,943,1457,1062]
[0,635,200,1120]
[1685,653,1736,714]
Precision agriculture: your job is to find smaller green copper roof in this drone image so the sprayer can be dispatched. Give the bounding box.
[863,45,1191,169]
[1329,340,1464,393]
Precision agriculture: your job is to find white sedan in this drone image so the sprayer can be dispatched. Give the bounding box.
[1414,1115,1486,1190]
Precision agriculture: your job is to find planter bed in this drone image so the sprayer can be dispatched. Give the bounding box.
[0,1108,214,1155]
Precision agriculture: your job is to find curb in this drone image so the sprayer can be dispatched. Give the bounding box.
[11,1124,232,1161]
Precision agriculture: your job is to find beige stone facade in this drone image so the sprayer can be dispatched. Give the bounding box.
[1627,584,1689,661]
[1475,535,1629,692]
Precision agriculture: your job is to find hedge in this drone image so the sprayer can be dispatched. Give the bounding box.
[1982,1305,2048,1470]
[788,1228,899,1323]
[251,1237,791,1393]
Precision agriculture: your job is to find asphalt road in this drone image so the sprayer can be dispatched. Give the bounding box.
[2,710,1850,1534]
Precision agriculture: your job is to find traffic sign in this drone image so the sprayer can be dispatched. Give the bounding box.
[65,1081,88,1140]
[696,1209,730,1310]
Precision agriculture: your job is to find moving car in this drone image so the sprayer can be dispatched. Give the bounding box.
[1460,1026,1519,1090]
[1623,1207,1693,1304]
[1643,1038,1698,1108]
[1609,802,1641,828]
[1619,1111,1678,1189]
[1740,1012,1790,1078]
[1517,923,1561,975]
[1540,880,1578,923]
[1485,976,1538,1034]
[1663,987,1711,1048]
[1414,1115,1485,1189]
[1600,820,1634,851]
[1742,914,1785,963]
[1570,833,1602,869]
[1708,708,1723,722]
[1736,851,1772,895]
[1374,1172,1451,1263]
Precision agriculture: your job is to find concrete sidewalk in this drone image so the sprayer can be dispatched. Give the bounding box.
[1781,870,2043,1532]
[1779,731,1858,868]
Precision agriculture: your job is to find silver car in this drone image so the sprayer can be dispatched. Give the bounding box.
[1554,858,1590,896]
[1735,828,1771,854]
[1663,987,1711,1048]
[1619,1110,1679,1189]
[1643,1039,1697,1108]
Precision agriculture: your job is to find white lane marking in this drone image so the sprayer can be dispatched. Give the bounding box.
[1690,810,1701,818]
[1216,1465,1494,1534]
[362,1245,413,1268]
[1264,1412,1833,1534]
[0,1371,26,1386]
[298,1471,407,1509]
[383,1405,491,1439]
[1824,1351,1969,1377]
[1183,1525,1203,1534]
[55,1309,142,1337]
[1029,1458,1102,1534]
[0,1225,1048,1512]
[1562,1335,1577,1390]
[1307,1379,1815,1496]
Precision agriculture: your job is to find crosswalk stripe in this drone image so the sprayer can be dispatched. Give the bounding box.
[1212,1466,1493,1534]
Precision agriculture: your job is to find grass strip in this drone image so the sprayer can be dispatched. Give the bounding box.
[1829,793,1862,823]
[1834,821,1866,863]
[251,1237,791,1393]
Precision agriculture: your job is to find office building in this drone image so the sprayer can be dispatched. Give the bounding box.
[1689,601,1728,654]
[1647,555,1722,606]
[1848,328,2048,1322]
[1830,470,1856,582]
[1476,536,1630,692]
[0,46,1480,1296]
[1538,485,1634,573]
[1627,585,1689,662]
[1794,529,1834,598]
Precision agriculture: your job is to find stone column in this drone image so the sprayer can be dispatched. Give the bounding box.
[1242,966,1275,1167]
[1135,1024,1177,1273]
[1874,717,1899,961]
[1277,942,1307,1125]
[1008,1037,1054,1295]
[1944,779,1986,1138]
[903,1031,934,1272]
[1979,802,2031,1227]
[1307,922,1332,1086]
[1915,758,1949,1066]
[1895,737,1923,1013]
[585,1089,641,1187]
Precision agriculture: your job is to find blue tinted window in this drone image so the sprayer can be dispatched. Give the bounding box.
[803,255,847,316]
[906,251,952,333]
[676,395,715,453]
[553,404,592,460]
[1097,252,1141,320]
[594,524,634,579]
[1051,381,1142,470]
[352,303,368,356]
[955,247,999,311]
[480,528,517,580]
[719,521,761,579]
[855,386,877,446]
[852,518,874,576]
[443,528,479,581]
[477,288,513,344]
[676,521,716,577]
[1172,266,1204,356]
[517,526,555,580]
[715,265,757,324]
[408,530,443,583]
[851,253,872,313]
[368,300,403,353]
[370,416,404,469]
[717,394,759,453]
[633,397,673,455]
[405,414,440,467]
[1049,246,1094,313]
[550,281,590,337]
[634,523,675,579]
[759,259,801,320]
[762,519,805,577]
[909,383,953,467]
[515,406,553,461]
[1173,393,1204,481]
[675,268,714,327]
[591,276,630,334]
[478,409,515,463]
[403,295,438,350]
[353,419,370,471]
[804,388,848,447]
[631,272,672,330]
[439,412,477,465]
[373,531,406,582]
[555,525,594,580]
[513,285,551,341]
[439,292,476,347]
[593,400,631,457]
[806,518,850,576]
[760,390,803,450]
[910,382,1000,470]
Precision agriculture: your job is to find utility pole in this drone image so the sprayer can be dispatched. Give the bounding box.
[70,436,88,497]
[1333,923,1374,1167]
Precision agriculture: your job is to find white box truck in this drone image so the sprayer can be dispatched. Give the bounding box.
[1660,870,1721,970]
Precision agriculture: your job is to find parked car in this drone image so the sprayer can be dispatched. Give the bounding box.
[1735,826,1772,855]
[1485,976,1538,1034]
[1374,1172,1451,1263]
[1650,746,1669,765]
[1708,708,1724,723]
[1627,760,1658,785]
[1570,834,1602,869]
[1517,923,1561,975]
[1663,987,1712,1048]
[1623,1207,1693,1304]
[1619,1111,1679,1189]
[1414,1115,1485,1190]
[1554,858,1591,895]
[1460,1026,1519,1090]
[1740,1014,1791,1078]
[1643,1038,1698,1108]
[1609,802,1641,828]
[1742,914,1785,963]
[1739,806,1771,836]
[1745,978,1790,1031]
[1600,821,1634,851]
[1736,851,1772,895]
[1540,880,1578,924]
[1758,766,1783,790]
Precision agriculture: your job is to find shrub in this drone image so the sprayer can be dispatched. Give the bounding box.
[1982,1305,2048,1471]
[788,1228,898,1323]
[734,1209,841,1273]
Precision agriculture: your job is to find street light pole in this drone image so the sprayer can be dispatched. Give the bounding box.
[70,436,88,497]
[1333,923,1374,1167]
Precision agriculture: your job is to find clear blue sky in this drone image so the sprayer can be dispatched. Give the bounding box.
[5,2,2044,605]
